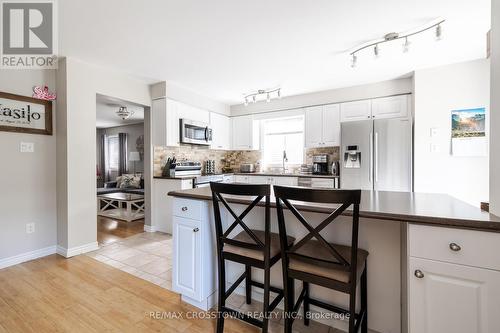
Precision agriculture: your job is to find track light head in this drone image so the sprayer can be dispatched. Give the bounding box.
[351,54,357,68]
[374,44,380,58]
[435,24,442,41]
[403,37,410,53]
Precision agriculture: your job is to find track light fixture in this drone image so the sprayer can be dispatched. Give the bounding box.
[243,88,281,106]
[349,19,445,67]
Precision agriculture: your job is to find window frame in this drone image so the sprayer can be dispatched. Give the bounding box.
[260,115,305,168]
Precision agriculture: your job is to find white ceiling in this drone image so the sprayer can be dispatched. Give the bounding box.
[96,94,144,128]
[60,0,490,105]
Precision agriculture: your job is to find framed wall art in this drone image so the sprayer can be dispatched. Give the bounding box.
[0,91,53,135]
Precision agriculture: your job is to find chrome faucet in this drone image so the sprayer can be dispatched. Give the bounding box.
[282,150,288,173]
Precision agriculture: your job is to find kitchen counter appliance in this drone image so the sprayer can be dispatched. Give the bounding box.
[239,163,255,173]
[312,154,329,175]
[180,118,212,145]
[341,117,412,191]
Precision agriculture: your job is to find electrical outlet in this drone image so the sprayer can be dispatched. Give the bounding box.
[26,223,35,234]
[20,142,34,153]
[430,143,441,153]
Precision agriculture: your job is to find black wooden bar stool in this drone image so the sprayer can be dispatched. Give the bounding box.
[210,182,294,333]
[274,186,368,333]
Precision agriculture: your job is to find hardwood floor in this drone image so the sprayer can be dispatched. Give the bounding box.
[97,216,145,245]
[0,255,262,333]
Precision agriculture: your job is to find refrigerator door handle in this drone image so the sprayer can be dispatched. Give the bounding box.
[374,132,379,183]
[369,132,373,183]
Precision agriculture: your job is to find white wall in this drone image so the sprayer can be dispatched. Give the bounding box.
[56,57,152,253]
[151,81,230,116]
[230,78,412,116]
[0,69,57,261]
[414,59,490,207]
[490,1,500,215]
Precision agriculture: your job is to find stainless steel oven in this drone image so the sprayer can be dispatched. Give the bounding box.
[180,119,213,145]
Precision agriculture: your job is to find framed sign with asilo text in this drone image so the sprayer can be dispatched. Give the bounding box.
[0,91,53,135]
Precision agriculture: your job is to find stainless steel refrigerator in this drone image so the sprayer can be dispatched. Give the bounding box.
[340,118,412,191]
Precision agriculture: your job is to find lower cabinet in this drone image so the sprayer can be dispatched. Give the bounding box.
[408,224,500,333]
[173,216,201,300]
[172,199,217,310]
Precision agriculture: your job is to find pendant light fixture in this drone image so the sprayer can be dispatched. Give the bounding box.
[116,106,134,120]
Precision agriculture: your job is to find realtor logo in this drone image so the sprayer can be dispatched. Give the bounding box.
[1,0,57,68]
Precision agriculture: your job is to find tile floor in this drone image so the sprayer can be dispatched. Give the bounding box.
[87,231,173,290]
[86,231,360,333]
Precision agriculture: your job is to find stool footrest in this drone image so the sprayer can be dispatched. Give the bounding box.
[221,306,264,328]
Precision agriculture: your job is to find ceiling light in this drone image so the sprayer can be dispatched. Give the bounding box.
[435,24,442,41]
[403,37,410,53]
[116,106,134,120]
[348,19,445,67]
[243,88,282,106]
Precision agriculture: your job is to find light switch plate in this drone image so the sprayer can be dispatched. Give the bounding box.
[430,128,439,137]
[20,142,34,153]
[430,143,440,153]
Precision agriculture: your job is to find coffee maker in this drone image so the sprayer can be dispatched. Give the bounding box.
[312,154,329,175]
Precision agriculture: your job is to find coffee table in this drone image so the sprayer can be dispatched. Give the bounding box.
[97,192,145,222]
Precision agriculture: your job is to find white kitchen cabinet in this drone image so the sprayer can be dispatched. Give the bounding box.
[272,176,298,186]
[248,175,271,184]
[340,100,372,122]
[322,104,341,146]
[210,112,231,150]
[172,199,216,311]
[371,95,409,119]
[305,104,340,148]
[409,257,500,333]
[305,106,323,148]
[408,224,500,333]
[310,178,336,188]
[232,115,259,150]
[234,175,250,183]
[173,216,201,300]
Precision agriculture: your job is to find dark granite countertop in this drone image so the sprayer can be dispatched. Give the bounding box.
[168,187,500,232]
[234,172,340,179]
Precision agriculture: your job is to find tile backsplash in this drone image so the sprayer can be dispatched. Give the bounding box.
[154,145,339,176]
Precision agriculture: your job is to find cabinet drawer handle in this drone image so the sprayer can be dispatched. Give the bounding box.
[181,206,188,211]
[193,228,199,232]
[414,270,424,279]
[449,243,461,252]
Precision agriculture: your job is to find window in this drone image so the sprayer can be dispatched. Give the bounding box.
[107,135,119,171]
[262,116,304,167]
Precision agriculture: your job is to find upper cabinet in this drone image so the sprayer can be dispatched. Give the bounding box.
[232,115,259,150]
[340,100,372,122]
[152,98,210,147]
[305,104,340,148]
[210,112,231,150]
[340,95,409,122]
[371,95,409,119]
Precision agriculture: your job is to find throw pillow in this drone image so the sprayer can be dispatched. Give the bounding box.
[119,174,141,189]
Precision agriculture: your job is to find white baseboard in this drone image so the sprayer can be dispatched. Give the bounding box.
[0,245,57,270]
[57,241,99,258]
[144,225,156,232]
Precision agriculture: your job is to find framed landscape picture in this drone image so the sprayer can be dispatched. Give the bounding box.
[451,107,486,156]
[0,91,53,135]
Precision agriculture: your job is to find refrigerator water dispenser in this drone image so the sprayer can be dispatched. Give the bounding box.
[344,145,361,168]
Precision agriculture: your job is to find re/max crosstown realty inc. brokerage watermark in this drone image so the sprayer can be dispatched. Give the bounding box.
[1,0,58,68]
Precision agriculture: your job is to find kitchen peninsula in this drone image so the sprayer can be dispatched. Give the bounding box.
[168,187,500,333]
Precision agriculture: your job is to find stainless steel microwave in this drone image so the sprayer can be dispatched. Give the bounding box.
[180,119,213,145]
